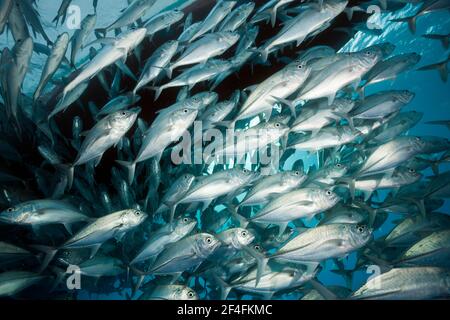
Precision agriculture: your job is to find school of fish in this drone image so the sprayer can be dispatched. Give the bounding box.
[0,0,449,300]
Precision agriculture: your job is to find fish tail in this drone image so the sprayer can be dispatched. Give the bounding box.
[148,86,164,101]
[115,160,136,185]
[32,245,59,273]
[55,163,74,190]
[271,96,296,117]
[165,65,174,79]
[227,203,248,228]
[390,15,417,34]
[242,245,268,286]
[208,272,233,300]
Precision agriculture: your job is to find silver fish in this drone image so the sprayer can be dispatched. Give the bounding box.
[352,267,450,299]
[34,33,69,102]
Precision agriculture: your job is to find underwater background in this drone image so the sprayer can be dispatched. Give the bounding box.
[0,0,449,300]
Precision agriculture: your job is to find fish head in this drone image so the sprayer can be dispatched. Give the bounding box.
[218,31,241,46]
[370,42,396,58]
[264,120,290,138]
[329,163,348,178]
[420,135,450,153]
[174,216,197,235]
[238,168,260,184]
[407,52,421,64]
[317,188,341,208]
[358,46,384,69]
[232,228,255,248]
[172,107,199,125]
[348,224,373,247]
[397,167,422,183]
[195,233,221,258]
[121,209,148,228]
[109,108,140,132]
[0,204,31,224]
[409,136,428,152]
[284,170,307,187]
[175,286,198,300]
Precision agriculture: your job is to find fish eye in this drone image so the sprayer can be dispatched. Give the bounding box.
[188,291,195,298]
[243,169,249,173]
[295,171,300,175]
[357,225,365,233]
[241,231,247,237]
[206,237,212,244]
[254,245,261,251]
[183,108,189,113]
[366,51,372,55]
[275,123,280,127]
[408,168,415,173]
[297,64,302,69]
[6,207,13,212]
[121,111,126,116]
[183,217,189,223]
[336,164,342,168]
[326,190,332,196]
[135,211,140,215]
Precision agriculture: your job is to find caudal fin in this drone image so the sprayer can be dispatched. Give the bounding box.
[56,163,74,190]
[390,15,417,34]
[115,160,136,185]
[32,245,59,273]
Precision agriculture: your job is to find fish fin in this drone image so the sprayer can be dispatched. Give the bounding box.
[115,160,136,185]
[242,245,268,287]
[89,244,102,259]
[276,222,289,237]
[390,15,417,34]
[343,7,354,21]
[271,95,296,117]
[63,223,73,235]
[309,279,338,300]
[210,272,233,300]
[55,164,74,190]
[31,245,59,273]
[327,92,336,105]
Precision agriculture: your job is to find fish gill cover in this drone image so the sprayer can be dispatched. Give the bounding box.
[0,0,449,300]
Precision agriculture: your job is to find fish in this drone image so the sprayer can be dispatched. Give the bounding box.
[390,0,450,34]
[133,40,179,95]
[218,2,255,32]
[352,267,450,299]
[133,233,220,276]
[189,0,237,42]
[144,9,184,40]
[166,31,240,79]
[139,285,198,300]
[359,53,421,95]
[223,59,311,128]
[65,109,140,187]
[0,271,47,297]
[178,168,259,212]
[0,199,90,234]
[257,0,348,62]
[61,28,147,100]
[34,33,69,102]
[2,37,33,124]
[95,0,157,35]
[237,188,340,236]
[70,14,97,68]
[116,107,198,184]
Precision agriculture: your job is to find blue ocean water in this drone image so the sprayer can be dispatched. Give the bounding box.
[0,0,449,300]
